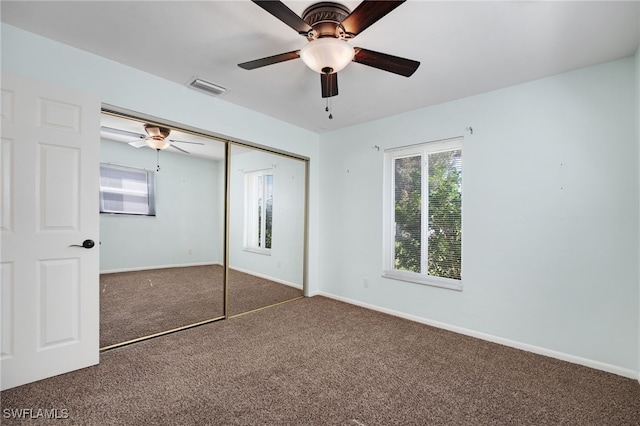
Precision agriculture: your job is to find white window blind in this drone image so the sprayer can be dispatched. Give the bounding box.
[427,148,462,281]
[384,137,463,290]
[393,154,423,274]
[99,163,156,216]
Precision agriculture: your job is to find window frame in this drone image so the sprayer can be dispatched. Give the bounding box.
[243,168,273,255]
[99,163,156,217]
[382,137,463,291]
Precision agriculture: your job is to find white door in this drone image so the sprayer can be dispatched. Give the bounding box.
[1,73,100,390]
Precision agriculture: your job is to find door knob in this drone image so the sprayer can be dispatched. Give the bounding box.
[69,239,95,249]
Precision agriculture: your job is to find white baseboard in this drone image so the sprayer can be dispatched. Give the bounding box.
[314,291,639,381]
[101,262,220,274]
[229,266,303,290]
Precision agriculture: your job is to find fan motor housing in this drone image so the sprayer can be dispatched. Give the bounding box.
[302,2,351,40]
[144,124,171,140]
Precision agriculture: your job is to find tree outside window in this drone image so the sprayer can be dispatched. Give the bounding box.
[384,138,463,290]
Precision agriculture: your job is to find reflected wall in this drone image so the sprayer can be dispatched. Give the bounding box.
[99,115,226,348]
[227,144,305,316]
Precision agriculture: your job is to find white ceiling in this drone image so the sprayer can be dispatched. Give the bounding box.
[2,1,639,134]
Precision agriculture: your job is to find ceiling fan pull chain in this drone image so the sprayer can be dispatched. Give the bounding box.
[326,98,333,120]
[156,149,161,172]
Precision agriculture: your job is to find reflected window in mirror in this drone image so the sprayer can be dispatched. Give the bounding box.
[99,163,156,216]
[244,169,273,254]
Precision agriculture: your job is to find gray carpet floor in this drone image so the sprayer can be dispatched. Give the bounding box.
[3,296,639,425]
[100,265,303,347]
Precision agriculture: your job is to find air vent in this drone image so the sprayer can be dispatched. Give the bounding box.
[188,78,227,96]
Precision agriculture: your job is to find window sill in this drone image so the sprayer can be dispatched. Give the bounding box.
[382,270,463,291]
[243,247,272,256]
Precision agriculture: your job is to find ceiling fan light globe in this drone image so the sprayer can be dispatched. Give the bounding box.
[300,38,354,74]
[147,139,170,150]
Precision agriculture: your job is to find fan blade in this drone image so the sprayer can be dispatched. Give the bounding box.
[169,144,190,154]
[128,140,147,148]
[238,50,300,70]
[321,72,338,98]
[340,1,405,38]
[101,126,145,139]
[169,139,204,145]
[353,48,419,77]
[252,0,313,35]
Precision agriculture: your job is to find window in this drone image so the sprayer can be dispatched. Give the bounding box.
[99,163,156,216]
[244,169,273,254]
[383,138,463,290]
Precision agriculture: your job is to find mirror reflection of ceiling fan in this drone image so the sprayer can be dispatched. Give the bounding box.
[101,124,205,171]
[100,124,204,154]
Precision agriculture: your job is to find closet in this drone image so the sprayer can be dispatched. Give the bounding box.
[99,111,307,349]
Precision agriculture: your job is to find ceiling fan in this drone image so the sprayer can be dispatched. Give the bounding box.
[238,0,420,111]
[100,124,204,154]
[100,124,205,171]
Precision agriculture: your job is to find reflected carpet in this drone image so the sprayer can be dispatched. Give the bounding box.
[100,265,302,347]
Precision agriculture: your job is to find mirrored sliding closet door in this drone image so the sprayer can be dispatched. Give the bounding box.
[99,112,226,349]
[227,143,306,316]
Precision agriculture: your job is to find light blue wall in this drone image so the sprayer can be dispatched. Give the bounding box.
[318,57,639,373]
[636,45,640,380]
[100,139,222,272]
[0,23,321,293]
[229,149,305,286]
[3,22,639,376]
